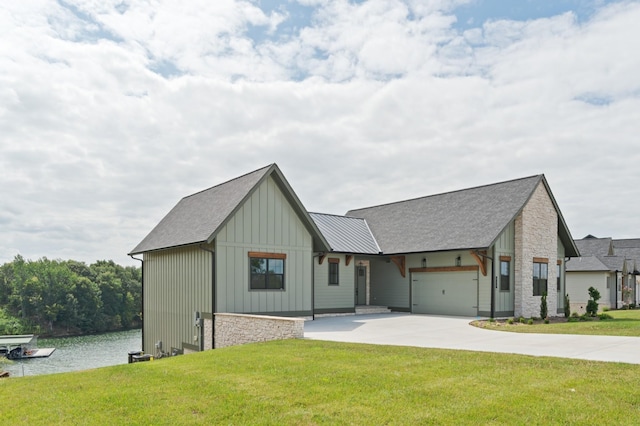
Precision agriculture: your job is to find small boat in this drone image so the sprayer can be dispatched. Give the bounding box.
[0,335,56,360]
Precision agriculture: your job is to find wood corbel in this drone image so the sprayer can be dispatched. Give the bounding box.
[470,250,487,276]
[318,253,327,265]
[346,255,353,266]
[390,255,406,278]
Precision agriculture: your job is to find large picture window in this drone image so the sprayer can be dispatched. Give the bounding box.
[500,260,510,291]
[533,261,548,296]
[249,253,285,290]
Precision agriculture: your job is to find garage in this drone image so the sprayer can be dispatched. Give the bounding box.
[411,271,478,316]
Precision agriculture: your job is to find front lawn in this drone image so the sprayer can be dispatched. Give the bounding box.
[1,339,639,424]
[473,309,640,336]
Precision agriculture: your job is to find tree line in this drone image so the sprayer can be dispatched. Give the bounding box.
[0,255,141,336]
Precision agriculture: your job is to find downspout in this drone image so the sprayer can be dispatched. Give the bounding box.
[129,254,144,353]
[490,247,495,319]
[199,245,215,350]
[312,252,325,321]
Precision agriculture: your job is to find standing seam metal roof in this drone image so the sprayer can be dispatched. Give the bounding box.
[309,212,381,254]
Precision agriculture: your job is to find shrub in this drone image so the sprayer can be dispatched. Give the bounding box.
[527,319,534,325]
[567,316,579,323]
[507,318,514,325]
[540,292,548,320]
[519,317,525,324]
[489,318,495,323]
[602,306,610,312]
[571,312,579,318]
[564,294,571,318]
[598,313,613,320]
[544,318,549,324]
[586,287,601,317]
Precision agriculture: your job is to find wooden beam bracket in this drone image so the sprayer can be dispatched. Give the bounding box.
[470,250,488,276]
[390,255,406,278]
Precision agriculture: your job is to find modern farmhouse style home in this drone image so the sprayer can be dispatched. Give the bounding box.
[566,236,640,312]
[130,164,578,354]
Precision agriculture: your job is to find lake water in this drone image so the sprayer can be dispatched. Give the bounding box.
[1,329,142,377]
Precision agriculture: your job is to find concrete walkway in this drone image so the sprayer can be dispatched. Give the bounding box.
[304,313,640,365]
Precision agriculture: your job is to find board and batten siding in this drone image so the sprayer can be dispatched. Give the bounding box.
[143,245,212,354]
[215,176,313,315]
[493,221,515,316]
[314,254,355,311]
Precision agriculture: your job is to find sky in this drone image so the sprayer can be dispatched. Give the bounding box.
[1,0,639,266]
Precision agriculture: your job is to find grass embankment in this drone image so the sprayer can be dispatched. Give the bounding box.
[474,309,640,336]
[2,339,640,424]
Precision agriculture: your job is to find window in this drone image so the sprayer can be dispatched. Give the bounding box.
[249,254,285,290]
[329,263,339,285]
[500,260,510,291]
[533,261,548,296]
[329,258,339,285]
[557,264,561,292]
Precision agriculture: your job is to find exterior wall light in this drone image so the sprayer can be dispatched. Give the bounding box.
[422,258,427,268]
[456,256,461,267]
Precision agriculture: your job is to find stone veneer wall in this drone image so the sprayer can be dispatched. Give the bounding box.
[514,182,559,318]
[214,313,305,349]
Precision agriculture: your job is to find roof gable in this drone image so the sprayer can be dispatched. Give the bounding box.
[347,175,546,254]
[130,164,329,254]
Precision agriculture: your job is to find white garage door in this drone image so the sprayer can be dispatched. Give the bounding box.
[412,271,478,316]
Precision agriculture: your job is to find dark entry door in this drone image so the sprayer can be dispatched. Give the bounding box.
[356,265,367,305]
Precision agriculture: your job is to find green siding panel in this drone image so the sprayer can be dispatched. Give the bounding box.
[143,246,212,354]
[216,176,313,315]
[314,254,356,310]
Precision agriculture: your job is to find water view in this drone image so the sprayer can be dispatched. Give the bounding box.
[2,329,141,377]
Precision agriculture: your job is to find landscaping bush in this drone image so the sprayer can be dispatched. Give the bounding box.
[507,318,514,325]
[540,292,548,319]
[519,317,525,323]
[586,287,601,317]
[598,313,613,320]
[527,319,534,325]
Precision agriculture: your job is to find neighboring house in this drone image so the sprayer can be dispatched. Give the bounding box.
[566,236,640,313]
[130,164,578,354]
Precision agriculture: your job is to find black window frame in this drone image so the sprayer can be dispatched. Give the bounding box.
[533,261,548,296]
[249,256,285,291]
[328,258,339,286]
[500,260,510,292]
[557,263,561,292]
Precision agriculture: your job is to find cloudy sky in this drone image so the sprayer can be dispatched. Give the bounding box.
[1,0,639,266]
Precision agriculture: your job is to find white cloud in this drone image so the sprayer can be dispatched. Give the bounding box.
[0,0,639,265]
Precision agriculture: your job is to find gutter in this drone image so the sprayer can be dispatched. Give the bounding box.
[129,254,144,352]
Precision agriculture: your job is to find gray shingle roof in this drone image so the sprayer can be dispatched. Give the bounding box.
[309,213,380,254]
[347,175,559,254]
[130,164,330,255]
[565,256,611,272]
[568,237,640,272]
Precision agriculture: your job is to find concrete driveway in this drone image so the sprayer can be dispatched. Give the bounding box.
[304,313,640,365]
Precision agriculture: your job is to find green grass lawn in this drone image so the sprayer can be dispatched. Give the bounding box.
[473,309,640,336]
[2,339,640,425]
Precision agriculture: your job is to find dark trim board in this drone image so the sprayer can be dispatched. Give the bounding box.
[389,307,410,313]
[242,310,314,317]
[314,307,356,315]
[183,343,199,352]
[480,310,514,318]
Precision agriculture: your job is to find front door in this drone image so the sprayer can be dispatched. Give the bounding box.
[356,265,367,305]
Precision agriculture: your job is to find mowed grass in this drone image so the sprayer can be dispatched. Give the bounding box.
[2,339,640,425]
[474,309,640,336]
